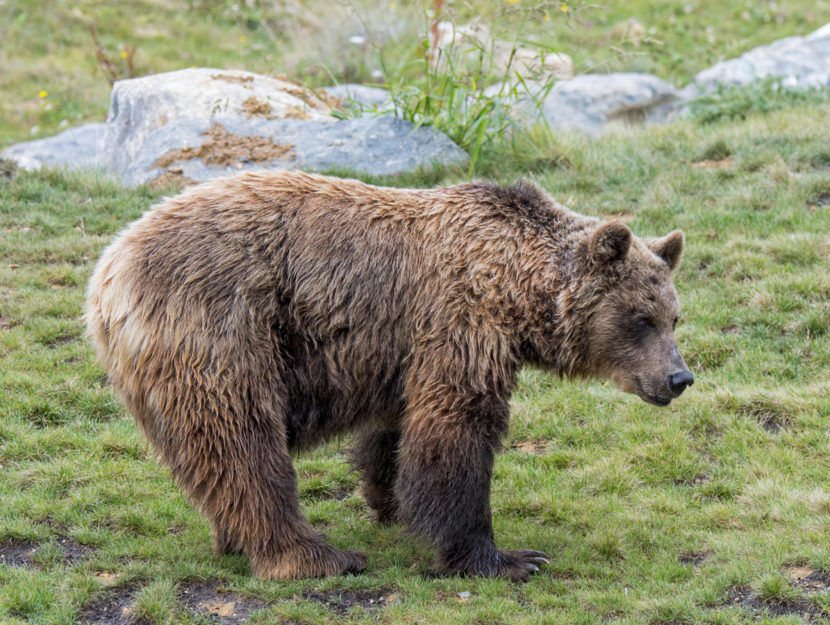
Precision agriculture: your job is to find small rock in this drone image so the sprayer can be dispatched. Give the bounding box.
[1,123,107,172]
[542,73,680,134]
[693,22,830,92]
[431,20,573,81]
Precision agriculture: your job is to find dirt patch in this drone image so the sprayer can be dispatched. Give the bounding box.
[211,73,254,85]
[318,89,344,111]
[749,410,790,433]
[737,399,793,433]
[808,193,830,209]
[242,96,272,118]
[510,439,552,454]
[281,84,333,112]
[78,585,138,625]
[693,157,733,170]
[154,124,294,170]
[677,550,708,566]
[789,567,830,593]
[179,580,267,624]
[302,588,394,616]
[56,536,92,564]
[45,332,78,349]
[0,156,18,179]
[673,473,708,486]
[147,168,197,191]
[0,539,36,567]
[0,537,91,568]
[728,583,828,622]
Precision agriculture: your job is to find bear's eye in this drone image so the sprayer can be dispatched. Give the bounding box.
[636,316,654,330]
[673,316,679,330]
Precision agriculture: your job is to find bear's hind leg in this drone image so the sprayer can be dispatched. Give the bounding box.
[352,429,400,526]
[150,355,366,580]
[191,420,367,579]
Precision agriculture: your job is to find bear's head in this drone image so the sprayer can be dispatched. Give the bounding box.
[581,222,693,406]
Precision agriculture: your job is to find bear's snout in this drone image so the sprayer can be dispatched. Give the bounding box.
[668,370,694,397]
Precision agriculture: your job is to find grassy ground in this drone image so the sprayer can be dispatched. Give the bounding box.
[2,1,830,623]
[1,96,829,623]
[2,0,830,147]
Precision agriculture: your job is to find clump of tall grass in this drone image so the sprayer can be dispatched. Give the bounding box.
[266,0,572,175]
[379,27,559,176]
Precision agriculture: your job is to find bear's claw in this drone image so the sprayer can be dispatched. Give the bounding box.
[441,547,549,581]
[498,549,550,581]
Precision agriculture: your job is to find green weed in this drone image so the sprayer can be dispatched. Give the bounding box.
[689,78,830,125]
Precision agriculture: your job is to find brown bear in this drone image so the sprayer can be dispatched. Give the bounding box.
[85,170,692,581]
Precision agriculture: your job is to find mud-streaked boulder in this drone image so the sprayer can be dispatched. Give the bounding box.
[123,115,469,188]
[104,68,336,175]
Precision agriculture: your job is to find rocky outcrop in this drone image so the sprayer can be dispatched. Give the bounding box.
[1,70,466,186]
[2,23,829,181]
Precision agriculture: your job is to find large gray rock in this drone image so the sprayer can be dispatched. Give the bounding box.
[499,73,680,135]
[105,68,336,175]
[1,123,107,172]
[693,23,830,92]
[123,115,468,187]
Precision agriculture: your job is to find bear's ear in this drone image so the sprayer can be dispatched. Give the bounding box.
[589,222,632,265]
[647,230,684,271]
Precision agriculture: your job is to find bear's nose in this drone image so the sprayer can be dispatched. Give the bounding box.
[669,370,694,396]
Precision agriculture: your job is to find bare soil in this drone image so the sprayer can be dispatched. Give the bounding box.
[677,550,708,566]
[301,588,394,616]
[77,580,394,624]
[0,539,36,567]
[77,586,138,625]
[510,438,552,454]
[146,168,197,191]
[0,537,91,567]
[728,569,830,623]
[241,96,273,118]
[179,580,268,624]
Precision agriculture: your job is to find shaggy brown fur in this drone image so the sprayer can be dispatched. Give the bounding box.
[85,170,692,581]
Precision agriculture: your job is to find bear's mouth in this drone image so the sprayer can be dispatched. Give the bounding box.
[635,380,673,407]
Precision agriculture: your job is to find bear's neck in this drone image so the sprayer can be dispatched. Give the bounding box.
[512,214,600,379]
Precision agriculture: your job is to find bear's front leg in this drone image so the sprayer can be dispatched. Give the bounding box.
[395,382,548,581]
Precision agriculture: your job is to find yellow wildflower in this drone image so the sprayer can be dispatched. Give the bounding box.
[38,90,48,98]
[544,13,551,21]
[561,3,569,11]
[240,35,247,43]
[120,50,128,58]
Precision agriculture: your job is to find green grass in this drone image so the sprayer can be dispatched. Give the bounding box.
[2,1,830,622]
[1,97,829,623]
